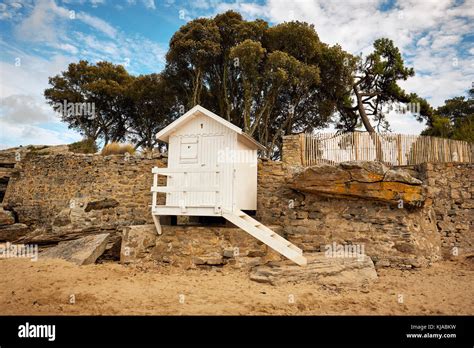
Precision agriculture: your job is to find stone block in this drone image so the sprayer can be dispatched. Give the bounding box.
[40,233,109,265]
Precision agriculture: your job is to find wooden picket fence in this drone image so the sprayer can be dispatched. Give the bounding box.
[302,132,474,166]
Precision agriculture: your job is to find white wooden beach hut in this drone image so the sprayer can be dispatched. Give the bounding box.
[151,105,306,266]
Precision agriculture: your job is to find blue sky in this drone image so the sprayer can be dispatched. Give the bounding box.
[0,0,473,148]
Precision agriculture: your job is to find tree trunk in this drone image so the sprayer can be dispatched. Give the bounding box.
[243,80,252,133]
[354,86,384,161]
[222,64,231,121]
[192,69,202,106]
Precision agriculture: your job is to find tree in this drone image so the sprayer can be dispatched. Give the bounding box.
[422,88,474,142]
[333,38,432,160]
[165,13,340,157]
[165,18,221,108]
[44,60,133,145]
[125,74,175,150]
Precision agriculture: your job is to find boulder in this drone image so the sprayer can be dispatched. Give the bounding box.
[250,252,378,286]
[40,233,109,265]
[120,224,158,264]
[223,248,235,258]
[0,223,29,241]
[0,209,15,226]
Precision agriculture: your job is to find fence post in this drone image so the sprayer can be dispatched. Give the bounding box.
[396,134,402,165]
[354,132,359,161]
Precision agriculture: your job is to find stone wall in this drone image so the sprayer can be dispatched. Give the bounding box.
[421,162,473,257]
[1,143,471,269]
[2,153,166,244]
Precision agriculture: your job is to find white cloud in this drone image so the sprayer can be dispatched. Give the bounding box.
[14,0,117,42]
[14,0,67,42]
[0,119,81,147]
[76,11,117,38]
[0,94,54,124]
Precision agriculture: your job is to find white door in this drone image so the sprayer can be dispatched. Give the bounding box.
[166,134,232,211]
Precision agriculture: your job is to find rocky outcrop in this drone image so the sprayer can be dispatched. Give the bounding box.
[287,161,424,205]
[257,161,442,269]
[40,233,110,265]
[250,252,378,286]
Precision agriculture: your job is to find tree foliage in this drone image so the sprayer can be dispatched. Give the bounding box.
[44,60,133,145]
[165,13,343,156]
[421,89,474,142]
[125,73,175,150]
[335,38,431,133]
[45,11,437,157]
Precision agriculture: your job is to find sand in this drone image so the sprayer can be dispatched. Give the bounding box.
[0,257,473,315]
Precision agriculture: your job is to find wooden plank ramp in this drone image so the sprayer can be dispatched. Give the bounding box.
[223,210,307,266]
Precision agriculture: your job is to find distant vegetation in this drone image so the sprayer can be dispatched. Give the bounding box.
[421,88,474,143]
[68,138,98,154]
[101,142,135,156]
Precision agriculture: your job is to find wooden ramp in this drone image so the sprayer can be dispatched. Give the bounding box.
[223,210,307,266]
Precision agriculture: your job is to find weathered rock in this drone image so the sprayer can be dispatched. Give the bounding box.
[193,252,224,265]
[52,209,71,227]
[16,225,118,245]
[120,224,158,264]
[0,223,29,241]
[340,161,388,182]
[223,248,235,258]
[393,242,416,254]
[100,234,122,261]
[40,233,109,265]
[288,161,424,205]
[0,167,14,181]
[250,253,378,286]
[0,209,15,226]
[85,198,119,212]
[384,169,423,185]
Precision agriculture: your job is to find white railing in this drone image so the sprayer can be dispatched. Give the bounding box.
[151,166,222,213]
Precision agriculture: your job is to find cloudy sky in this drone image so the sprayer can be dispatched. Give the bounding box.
[0,0,473,148]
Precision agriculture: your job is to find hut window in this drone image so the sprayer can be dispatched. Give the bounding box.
[179,136,198,164]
